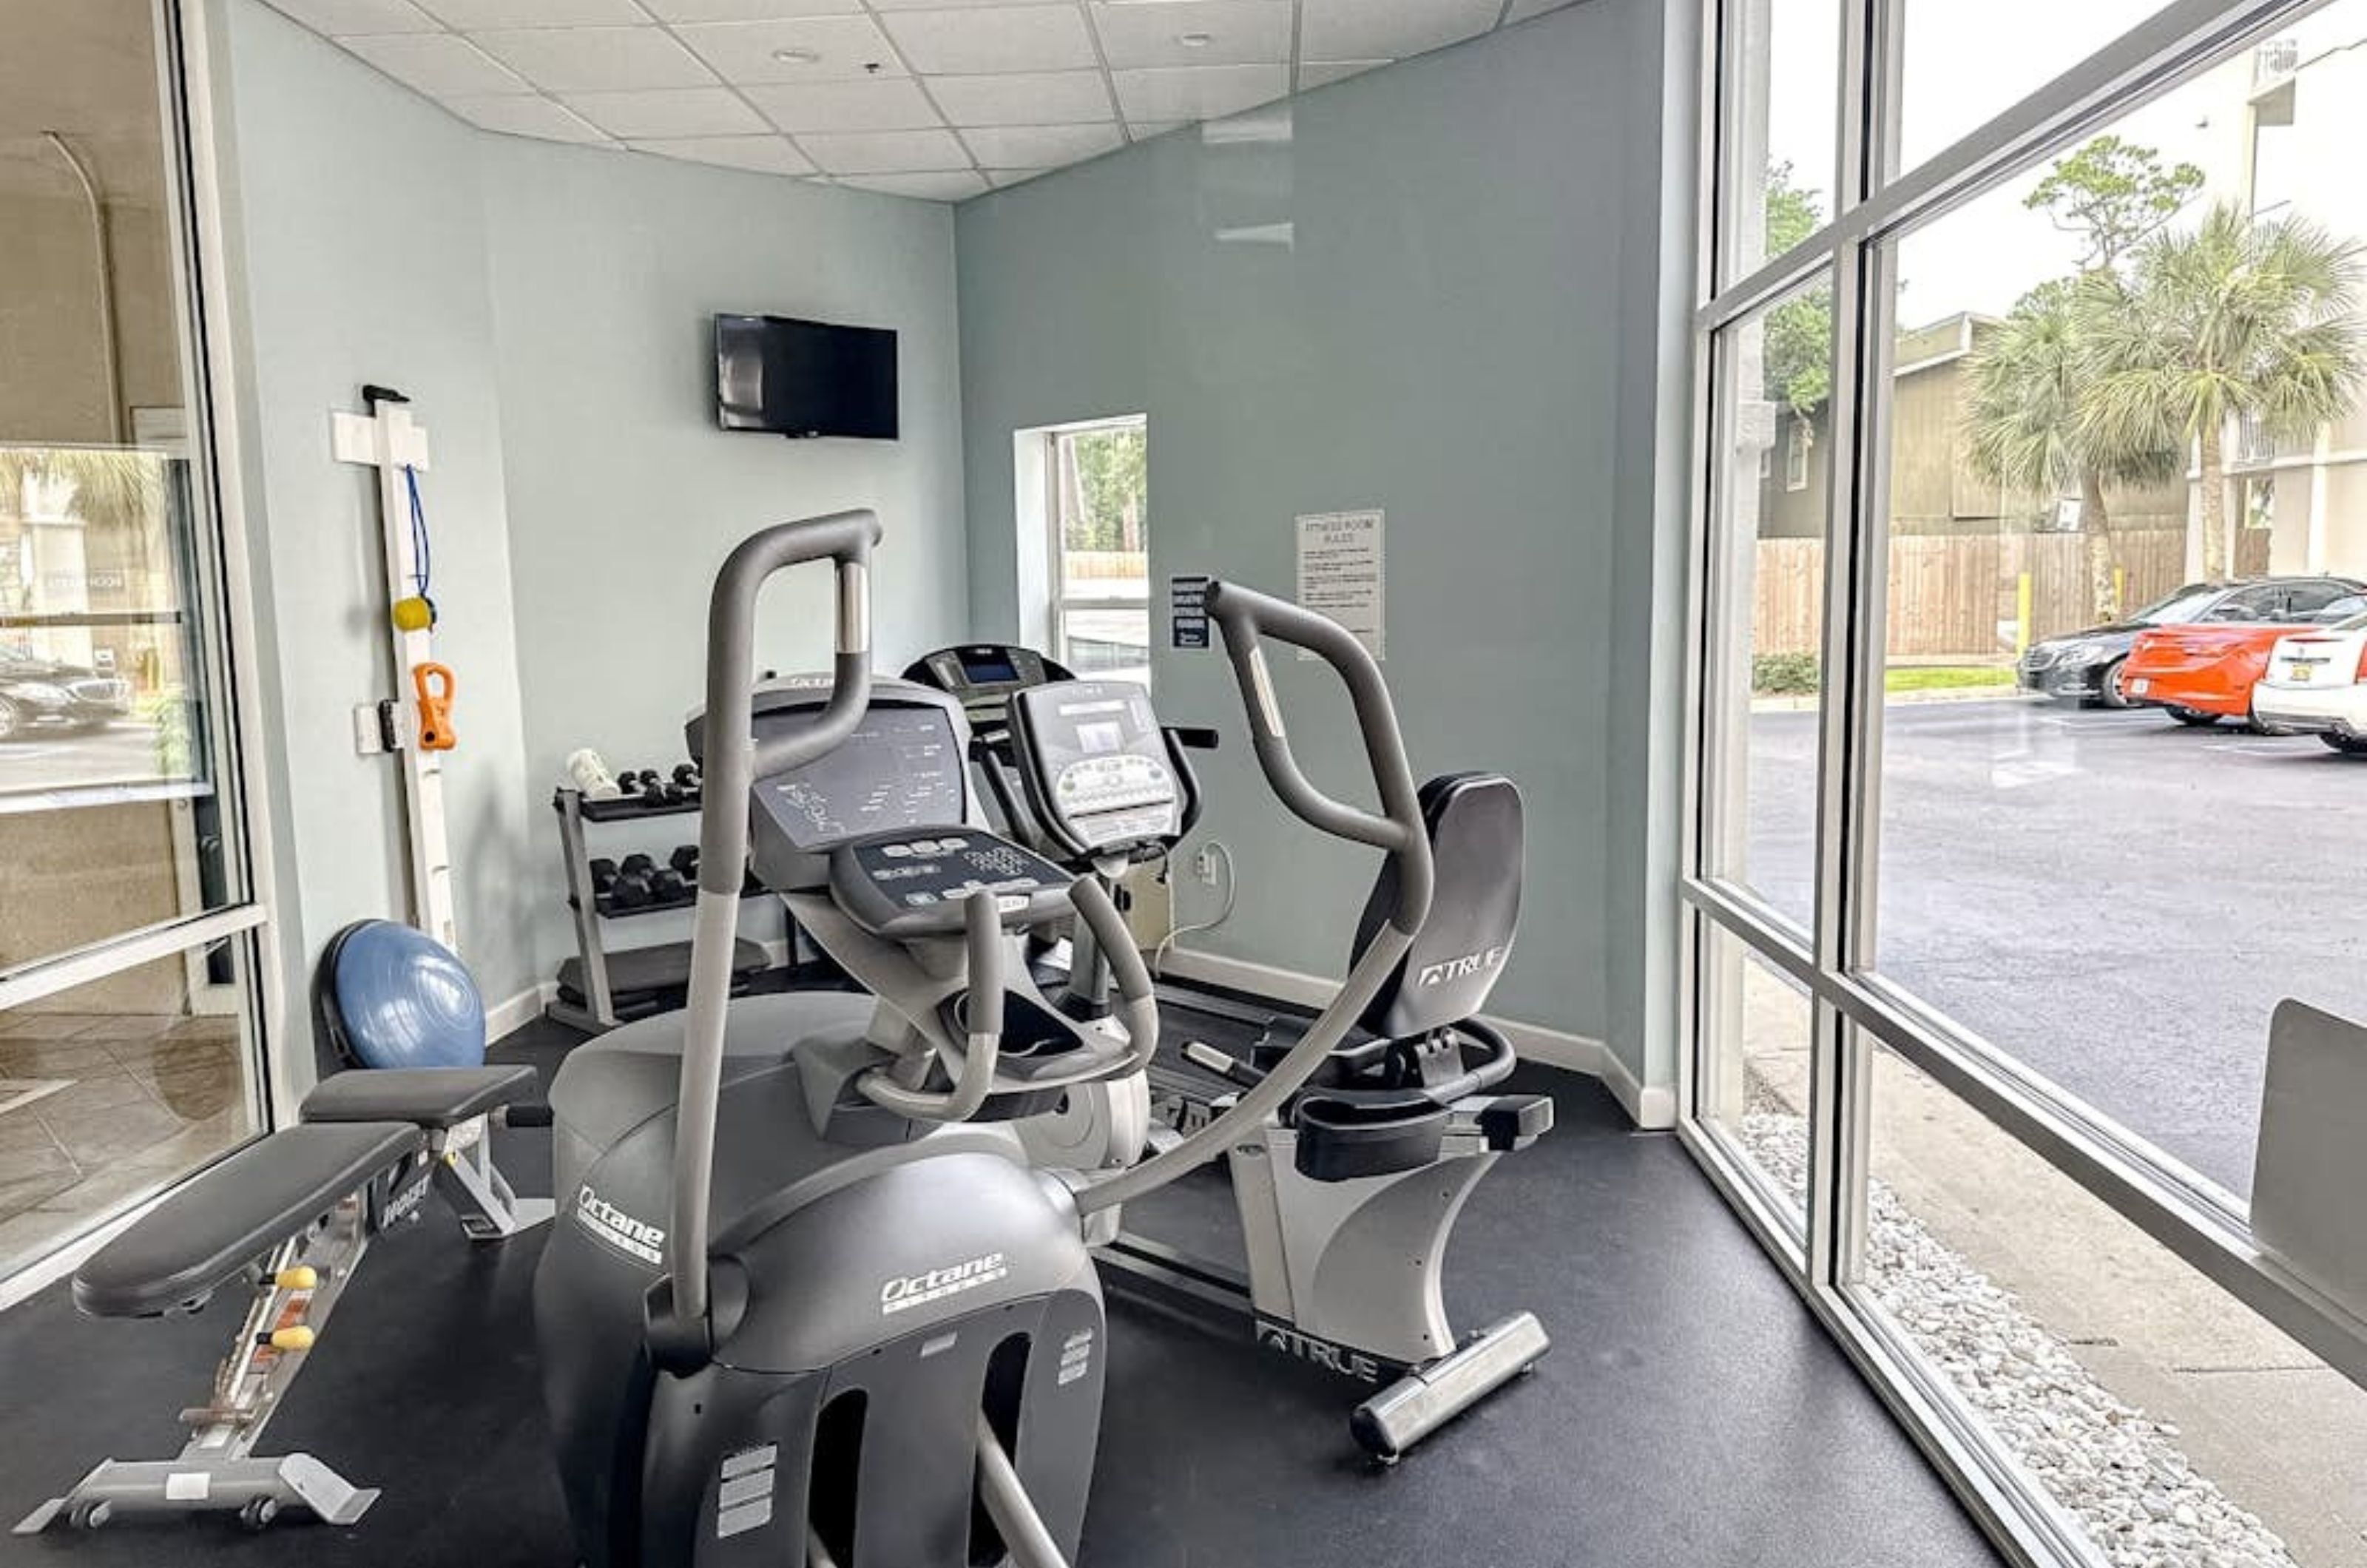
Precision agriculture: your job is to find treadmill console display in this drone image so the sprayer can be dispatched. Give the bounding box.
[1013,681,1181,855]
[914,644,1056,710]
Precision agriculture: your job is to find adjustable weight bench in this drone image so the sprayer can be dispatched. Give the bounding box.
[16,1063,546,1536]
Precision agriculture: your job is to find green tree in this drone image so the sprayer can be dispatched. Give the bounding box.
[2026,135,2204,271]
[1058,425,1147,558]
[1761,163,1831,419]
[2082,204,2367,578]
[1962,277,2179,621]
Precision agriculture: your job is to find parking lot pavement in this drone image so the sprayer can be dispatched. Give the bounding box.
[1741,696,2367,1198]
[0,725,178,802]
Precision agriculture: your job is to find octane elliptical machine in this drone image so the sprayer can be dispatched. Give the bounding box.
[532,511,1439,1568]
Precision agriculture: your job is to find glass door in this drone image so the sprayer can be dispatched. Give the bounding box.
[0,0,269,1283]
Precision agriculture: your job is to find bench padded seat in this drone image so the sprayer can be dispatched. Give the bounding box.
[300,1065,538,1130]
[75,1122,422,1319]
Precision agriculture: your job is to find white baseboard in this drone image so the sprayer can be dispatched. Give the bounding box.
[486,982,553,1042]
[1156,947,1675,1130]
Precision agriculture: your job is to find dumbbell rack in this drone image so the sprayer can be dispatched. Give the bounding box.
[547,786,777,1033]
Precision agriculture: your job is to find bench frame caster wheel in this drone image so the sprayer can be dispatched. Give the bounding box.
[68,1500,111,1531]
[240,1496,280,1532]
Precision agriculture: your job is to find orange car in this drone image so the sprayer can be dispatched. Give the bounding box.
[2126,589,2367,726]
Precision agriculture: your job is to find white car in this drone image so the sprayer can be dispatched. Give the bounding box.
[2255,612,2367,754]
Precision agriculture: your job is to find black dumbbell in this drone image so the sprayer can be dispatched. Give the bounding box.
[620,852,656,877]
[636,769,663,794]
[669,845,700,876]
[610,869,655,908]
[618,771,644,796]
[649,868,688,903]
[672,763,700,789]
[589,856,619,895]
[660,781,688,805]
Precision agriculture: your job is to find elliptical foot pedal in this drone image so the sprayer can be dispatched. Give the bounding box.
[1347,1311,1550,1461]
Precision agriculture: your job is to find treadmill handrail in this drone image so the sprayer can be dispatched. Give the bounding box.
[665,510,879,1356]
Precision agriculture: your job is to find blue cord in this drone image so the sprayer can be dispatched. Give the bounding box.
[404,464,432,606]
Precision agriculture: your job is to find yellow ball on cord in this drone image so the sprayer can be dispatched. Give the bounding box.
[392,595,434,633]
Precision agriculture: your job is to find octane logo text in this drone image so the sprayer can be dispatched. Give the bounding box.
[881,1253,1008,1315]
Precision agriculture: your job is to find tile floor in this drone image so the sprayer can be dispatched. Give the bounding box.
[0,1012,254,1278]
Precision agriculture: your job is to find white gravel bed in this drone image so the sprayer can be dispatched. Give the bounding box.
[1735,1104,2299,1568]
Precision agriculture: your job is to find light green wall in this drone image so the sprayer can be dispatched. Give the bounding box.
[954,0,1683,1087]
[209,0,970,1058]
[211,0,533,1075]
[480,139,968,982]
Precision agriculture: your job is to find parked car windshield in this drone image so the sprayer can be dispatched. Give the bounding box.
[2133,585,2224,624]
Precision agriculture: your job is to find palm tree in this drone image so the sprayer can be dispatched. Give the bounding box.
[0,446,168,615]
[2081,204,2367,578]
[1962,277,2181,621]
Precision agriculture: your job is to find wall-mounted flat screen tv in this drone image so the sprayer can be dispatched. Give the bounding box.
[715,313,898,440]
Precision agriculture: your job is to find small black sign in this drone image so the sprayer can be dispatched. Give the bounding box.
[1170,574,1211,650]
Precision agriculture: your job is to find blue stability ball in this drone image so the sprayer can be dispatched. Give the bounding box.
[323,920,487,1069]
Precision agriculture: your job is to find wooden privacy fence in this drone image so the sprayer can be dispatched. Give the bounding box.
[1752,530,2188,660]
[1061,549,1149,584]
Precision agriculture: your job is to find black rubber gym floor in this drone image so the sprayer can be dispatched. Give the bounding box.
[0,1018,2002,1567]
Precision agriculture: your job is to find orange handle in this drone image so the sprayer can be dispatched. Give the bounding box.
[413,662,456,751]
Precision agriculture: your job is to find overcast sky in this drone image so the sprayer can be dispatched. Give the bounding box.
[1759,0,2363,322]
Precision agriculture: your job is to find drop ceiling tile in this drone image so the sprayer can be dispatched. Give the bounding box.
[1297,58,1387,89]
[559,85,768,135]
[741,78,940,131]
[878,6,1096,74]
[1504,0,1576,16]
[1300,0,1498,61]
[641,0,860,16]
[470,26,716,91]
[345,33,531,95]
[266,0,441,36]
[415,0,649,25]
[672,16,907,81]
[1093,1,1291,69]
[985,167,1047,187]
[922,70,1111,126]
[1127,118,1188,140]
[628,134,817,172]
[1110,63,1286,123]
[959,122,1121,167]
[800,126,970,172]
[835,170,990,200]
[445,91,614,140]
[869,0,1066,9]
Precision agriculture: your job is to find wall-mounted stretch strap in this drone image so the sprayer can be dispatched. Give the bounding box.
[665,510,879,1355]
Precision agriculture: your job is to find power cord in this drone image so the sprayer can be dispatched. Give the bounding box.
[1152,840,1236,978]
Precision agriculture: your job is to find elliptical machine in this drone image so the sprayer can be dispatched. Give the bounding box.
[533,512,1440,1567]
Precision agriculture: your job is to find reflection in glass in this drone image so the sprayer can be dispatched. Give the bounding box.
[1704,274,1833,933]
[0,942,260,1277]
[1,0,241,979]
[1698,920,1814,1233]
[1870,18,2367,1198]
[1721,0,1841,282]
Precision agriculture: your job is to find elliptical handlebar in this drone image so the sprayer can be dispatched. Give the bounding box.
[1076,579,1433,1218]
[660,510,880,1364]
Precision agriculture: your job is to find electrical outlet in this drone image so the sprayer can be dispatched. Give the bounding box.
[1193,846,1220,886]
